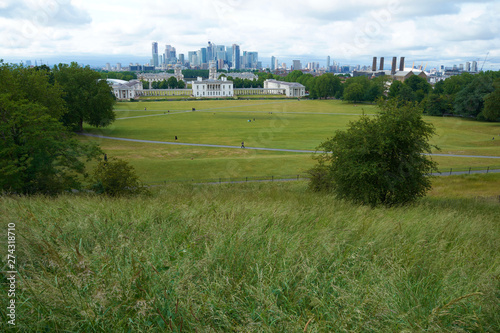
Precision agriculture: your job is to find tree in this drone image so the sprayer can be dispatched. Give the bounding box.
[167,76,178,89]
[403,75,431,102]
[343,83,365,103]
[53,62,116,132]
[454,75,493,118]
[315,73,341,99]
[309,100,438,206]
[0,62,103,194]
[90,158,146,196]
[483,78,500,121]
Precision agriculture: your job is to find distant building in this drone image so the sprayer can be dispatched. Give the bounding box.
[192,76,234,98]
[232,44,240,69]
[152,42,159,67]
[292,60,302,70]
[264,79,305,97]
[271,56,276,70]
[472,61,478,72]
[108,79,143,100]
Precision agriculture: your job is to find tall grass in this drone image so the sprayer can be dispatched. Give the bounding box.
[1,182,499,331]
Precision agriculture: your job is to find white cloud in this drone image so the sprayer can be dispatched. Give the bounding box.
[0,0,499,69]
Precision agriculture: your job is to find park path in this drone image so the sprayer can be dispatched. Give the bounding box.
[81,133,500,159]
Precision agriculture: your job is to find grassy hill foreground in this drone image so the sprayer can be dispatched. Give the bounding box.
[1,178,499,332]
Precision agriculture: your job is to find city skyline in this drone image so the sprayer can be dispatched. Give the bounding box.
[0,0,499,70]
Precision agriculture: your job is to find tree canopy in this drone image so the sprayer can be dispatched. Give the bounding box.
[309,100,438,206]
[0,62,101,194]
[53,62,116,132]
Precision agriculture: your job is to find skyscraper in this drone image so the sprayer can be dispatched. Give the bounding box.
[472,61,478,72]
[152,42,159,67]
[326,56,330,69]
[292,60,301,70]
[271,56,276,70]
[232,44,240,70]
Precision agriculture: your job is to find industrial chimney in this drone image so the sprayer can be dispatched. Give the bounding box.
[391,57,397,74]
[379,57,384,71]
[399,57,405,71]
[372,57,377,71]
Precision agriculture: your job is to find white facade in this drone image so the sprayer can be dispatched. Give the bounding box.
[108,79,143,100]
[264,79,305,97]
[192,77,234,98]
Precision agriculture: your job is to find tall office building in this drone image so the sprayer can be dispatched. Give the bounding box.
[232,44,240,70]
[271,56,276,70]
[292,60,301,70]
[200,48,207,64]
[207,42,215,62]
[226,46,233,67]
[472,61,478,72]
[326,56,330,69]
[465,62,471,72]
[178,54,185,65]
[247,52,258,69]
[152,42,159,67]
[164,45,176,64]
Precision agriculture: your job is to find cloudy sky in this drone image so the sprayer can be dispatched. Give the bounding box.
[1,0,499,70]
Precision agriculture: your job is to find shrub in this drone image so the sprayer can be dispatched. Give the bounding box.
[90,158,146,196]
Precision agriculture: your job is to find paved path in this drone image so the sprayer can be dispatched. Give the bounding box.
[81,133,500,159]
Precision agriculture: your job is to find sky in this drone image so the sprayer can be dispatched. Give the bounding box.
[1,0,499,70]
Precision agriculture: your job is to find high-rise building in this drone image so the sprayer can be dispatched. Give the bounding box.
[326,56,330,69]
[207,42,215,62]
[472,61,478,72]
[200,48,207,64]
[226,46,233,67]
[178,54,185,65]
[152,42,159,67]
[465,62,471,72]
[117,63,121,71]
[164,45,176,64]
[271,56,276,70]
[292,60,301,70]
[232,44,240,69]
[247,52,258,69]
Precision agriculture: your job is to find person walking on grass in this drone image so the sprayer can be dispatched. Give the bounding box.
[241,141,245,148]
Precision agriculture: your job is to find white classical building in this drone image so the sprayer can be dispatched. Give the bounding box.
[264,79,305,97]
[107,79,143,100]
[192,77,234,98]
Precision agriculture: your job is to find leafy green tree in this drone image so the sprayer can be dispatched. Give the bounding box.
[483,78,500,121]
[53,62,115,132]
[90,158,146,196]
[177,80,186,89]
[454,75,493,118]
[315,73,341,99]
[404,75,431,102]
[343,83,365,103]
[0,95,100,194]
[167,76,178,89]
[309,100,438,206]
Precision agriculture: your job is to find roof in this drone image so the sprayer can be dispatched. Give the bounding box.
[265,79,305,88]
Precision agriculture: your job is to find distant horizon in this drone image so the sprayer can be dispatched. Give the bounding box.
[2,53,496,72]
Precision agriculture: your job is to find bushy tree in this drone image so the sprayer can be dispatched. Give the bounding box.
[53,62,115,132]
[0,62,102,194]
[343,83,364,103]
[454,75,494,118]
[483,78,500,121]
[90,158,146,196]
[309,99,438,206]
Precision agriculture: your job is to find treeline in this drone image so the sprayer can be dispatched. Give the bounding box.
[0,62,116,194]
[267,70,500,122]
[148,77,186,89]
[100,71,137,81]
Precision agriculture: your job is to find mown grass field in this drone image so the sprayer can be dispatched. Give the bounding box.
[1,177,499,332]
[81,99,500,183]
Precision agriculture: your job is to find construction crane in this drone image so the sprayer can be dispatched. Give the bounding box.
[480,52,489,71]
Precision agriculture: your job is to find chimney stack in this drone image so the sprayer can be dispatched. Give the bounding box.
[372,57,377,71]
[391,57,397,74]
[379,57,384,71]
[399,57,405,71]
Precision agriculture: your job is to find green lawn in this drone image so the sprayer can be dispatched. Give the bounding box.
[81,100,500,183]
